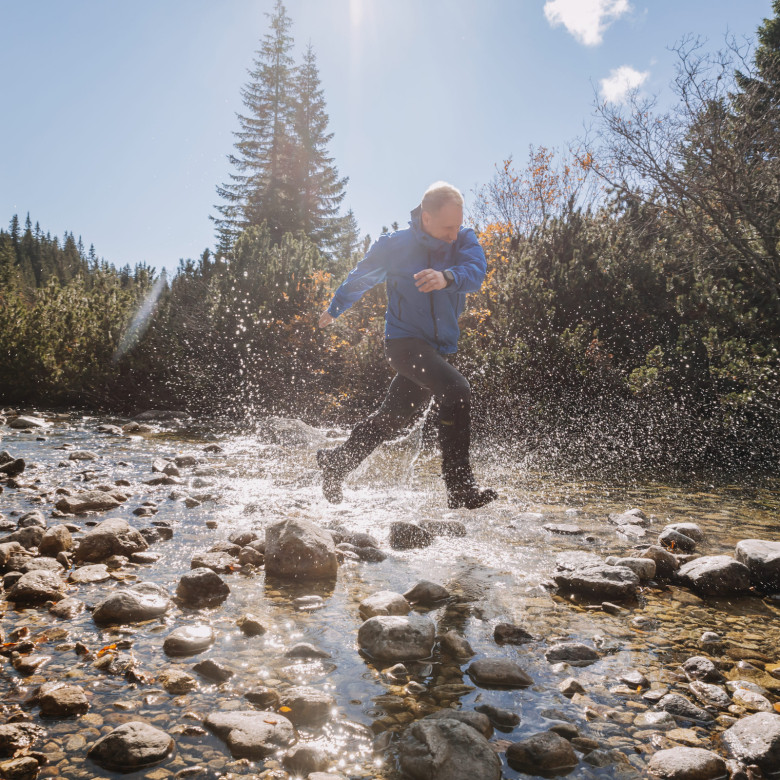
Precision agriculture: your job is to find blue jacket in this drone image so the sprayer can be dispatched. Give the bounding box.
[327,205,487,354]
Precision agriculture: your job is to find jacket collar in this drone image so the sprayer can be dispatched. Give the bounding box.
[409,205,454,252]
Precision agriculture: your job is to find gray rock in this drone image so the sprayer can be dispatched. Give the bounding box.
[606,557,656,580]
[474,703,521,730]
[666,523,705,542]
[244,687,281,709]
[682,656,723,683]
[657,693,714,723]
[389,521,433,550]
[0,723,45,756]
[506,731,578,774]
[163,625,215,656]
[493,622,534,644]
[17,511,46,528]
[282,744,330,775]
[7,569,65,605]
[193,658,233,683]
[403,580,449,605]
[545,642,600,667]
[68,563,110,583]
[735,539,780,591]
[659,527,698,553]
[55,490,123,515]
[68,450,98,461]
[608,508,649,527]
[39,525,72,557]
[176,567,230,608]
[397,718,502,780]
[205,710,296,759]
[87,721,174,771]
[634,710,677,729]
[92,582,170,625]
[438,630,475,659]
[648,747,726,780]
[619,670,649,688]
[278,686,334,726]
[2,525,44,550]
[8,415,48,429]
[284,643,331,659]
[74,518,148,563]
[677,556,751,596]
[467,658,533,688]
[731,687,773,712]
[640,545,680,579]
[190,550,234,573]
[423,710,493,738]
[358,590,409,620]
[158,668,198,695]
[553,557,640,600]
[265,517,338,580]
[689,681,731,709]
[37,682,89,717]
[721,712,780,772]
[0,458,25,476]
[420,519,467,537]
[49,597,84,619]
[358,614,435,662]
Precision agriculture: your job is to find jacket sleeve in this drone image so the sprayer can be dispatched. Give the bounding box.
[327,233,391,317]
[444,228,487,294]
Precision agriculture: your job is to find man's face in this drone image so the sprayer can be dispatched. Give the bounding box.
[422,201,463,244]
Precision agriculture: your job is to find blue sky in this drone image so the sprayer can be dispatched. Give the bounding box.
[0,0,772,273]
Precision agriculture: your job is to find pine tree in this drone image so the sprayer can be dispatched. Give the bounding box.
[292,44,348,255]
[212,0,298,249]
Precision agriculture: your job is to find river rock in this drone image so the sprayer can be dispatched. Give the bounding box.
[87,721,174,771]
[7,569,65,605]
[55,490,124,515]
[38,525,72,557]
[403,580,449,605]
[648,747,726,780]
[190,550,234,573]
[606,557,657,580]
[357,614,435,662]
[0,756,41,779]
[49,597,84,619]
[176,567,230,607]
[278,686,334,726]
[359,590,410,619]
[0,541,26,571]
[494,623,535,644]
[389,521,433,550]
[17,511,45,528]
[163,625,215,656]
[553,554,639,600]
[608,508,649,526]
[657,693,714,723]
[506,731,578,774]
[264,517,338,580]
[438,630,475,659]
[0,458,25,477]
[641,545,680,579]
[69,450,98,461]
[397,717,501,780]
[159,668,198,695]
[2,525,44,550]
[69,563,110,583]
[474,704,521,730]
[545,642,600,666]
[423,710,493,739]
[237,614,267,636]
[92,582,170,625]
[193,658,233,683]
[666,523,705,542]
[205,710,296,758]
[721,712,780,772]
[244,687,281,709]
[282,744,330,775]
[635,711,677,729]
[735,539,780,591]
[74,518,148,562]
[420,519,467,537]
[731,687,773,712]
[467,658,533,688]
[37,682,89,717]
[8,415,48,429]
[659,527,698,553]
[676,556,751,596]
[689,681,731,709]
[0,723,45,756]
[682,656,723,683]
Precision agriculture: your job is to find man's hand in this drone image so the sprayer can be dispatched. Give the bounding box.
[413,269,447,293]
[319,310,336,328]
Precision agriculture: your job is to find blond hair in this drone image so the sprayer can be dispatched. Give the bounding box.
[421,181,464,214]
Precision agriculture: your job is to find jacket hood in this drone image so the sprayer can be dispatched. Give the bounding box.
[409,205,455,252]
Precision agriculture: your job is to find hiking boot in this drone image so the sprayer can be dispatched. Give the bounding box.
[317,448,345,504]
[443,461,498,510]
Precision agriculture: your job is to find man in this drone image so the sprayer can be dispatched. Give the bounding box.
[317,181,497,510]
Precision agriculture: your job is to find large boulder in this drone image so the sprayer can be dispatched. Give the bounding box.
[87,722,174,771]
[735,539,780,591]
[74,518,148,563]
[92,582,170,625]
[204,711,296,759]
[357,614,435,663]
[648,747,726,780]
[553,553,639,600]
[265,518,338,581]
[7,570,65,605]
[721,712,780,772]
[398,718,501,780]
[676,555,751,596]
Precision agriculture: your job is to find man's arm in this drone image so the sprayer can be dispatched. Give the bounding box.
[441,228,488,293]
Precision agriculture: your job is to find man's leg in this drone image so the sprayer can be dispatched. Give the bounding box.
[317,355,430,503]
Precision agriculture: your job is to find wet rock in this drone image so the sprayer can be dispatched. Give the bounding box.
[467,658,533,688]
[357,614,436,662]
[237,614,267,636]
[190,550,235,573]
[87,721,174,771]
[640,545,680,579]
[352,545,387,562]
[0,723,45,757]
[647,747,726,780]
[659,527,698,553]
[544,523,584,535]
[74,517,148,562]
[264,517,338,580]
[731,687,773,712]
[282,744,330,775]
[545,642,600,667]
[0,458,25,477]
[17,511,45,528]
[559,677,586,697]
[657,693,714,723]
[506,731,578,774]
[635,710,677,729]
[176,567,230,608]
[92,582,170,625]
[389,521,433,550]
[163,625,215,656]
[608,508,649,527]
[21,557,63,574]
[55,490,123,515]
[69,563,110,583]
[735,539,780,591]
[8,415,48,429]
[403,580,449,605]
[666,523,705,542]
[0,541,26,570]
[493,622,535,644]
[689,681,731,709]
[278,686,334,726]
[159,669,199,695]
[38,525,72,557]
[2,525,44,550]
[37,682,89,717]
[205,710,295,759]
[7,570,65,605]
[606,556,656,580]
[420,519,467,537]
[397,717,502,780]
[474,703,520,730]
[676,556,751,596]
[193,658,234,683]
[438,630,475,659]
[359,590,410,620]
[553,554,640,600]
[423,710,493,738]
[237,546,264,566]
[682,656,723,683]
[619,670,649,688]
[244,687,281,709]
[69,450,98,461]
[721,712,780,772]
[49,597,84,619]
[285,642,331,659]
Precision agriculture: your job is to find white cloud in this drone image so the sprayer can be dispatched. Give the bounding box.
[599,65,649,103]
[544,0,631,46]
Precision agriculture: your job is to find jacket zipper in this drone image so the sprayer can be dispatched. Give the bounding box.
[427,251,440,345]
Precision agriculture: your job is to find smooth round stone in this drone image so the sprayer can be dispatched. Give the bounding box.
[92,582,170,625]
[731,687,773,712]
[357,614,435,663]
[689,681,731,709]
[506,731,578,774]
[158,668,199,695]
[87,721,174,770]
[279,686,335,726]
[544,642,600,667]
[176,567,230,608]
[358,590,410,620]
[635,711,676,729]
[163,625,215,656]
[648,746,726,780]
[204,710,295,759]
[282,744,330,775]
[467,658,533,688]
[7,570,65,605]
[69,563,110,583]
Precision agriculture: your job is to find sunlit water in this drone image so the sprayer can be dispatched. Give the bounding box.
[2,411,780,779]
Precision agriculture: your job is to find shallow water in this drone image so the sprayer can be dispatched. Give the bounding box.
[2,411,780,779]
